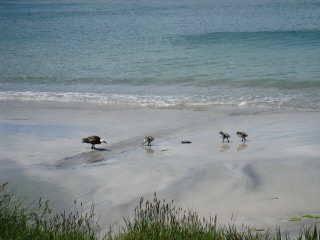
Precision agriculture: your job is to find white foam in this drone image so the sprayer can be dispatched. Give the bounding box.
[0,91,319,111]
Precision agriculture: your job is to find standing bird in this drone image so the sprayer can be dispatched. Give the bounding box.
[141,136,155,146]
[219,131,230,143]
[82,136,107,149]
[237,131,248,142]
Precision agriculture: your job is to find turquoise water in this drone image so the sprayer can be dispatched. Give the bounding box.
[1,0,320,110]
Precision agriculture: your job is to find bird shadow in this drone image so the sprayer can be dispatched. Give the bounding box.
[219,143,231,152]
[53,151,107,169]
[237,143,249,151]
[141,146,155,154]
[91,148,110,152]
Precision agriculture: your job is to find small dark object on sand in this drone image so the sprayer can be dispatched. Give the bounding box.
[181,141,192,144]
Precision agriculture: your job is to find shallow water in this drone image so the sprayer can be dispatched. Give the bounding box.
[1,0,320,111]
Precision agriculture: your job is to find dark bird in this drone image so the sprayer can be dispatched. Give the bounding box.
[141,136,155,146]
[82,136,107,149]
[219,131,230,143]
[237,131,248,142]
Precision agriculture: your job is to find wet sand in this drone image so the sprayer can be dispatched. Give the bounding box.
[1,100,320,235]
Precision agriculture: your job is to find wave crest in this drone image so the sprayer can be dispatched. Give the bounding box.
[0,91,319,111]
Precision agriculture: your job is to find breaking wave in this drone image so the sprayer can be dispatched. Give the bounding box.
[1,91,319,111]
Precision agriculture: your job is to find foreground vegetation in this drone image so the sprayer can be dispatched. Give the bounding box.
[1,182,319,240]
[0,182,100,240]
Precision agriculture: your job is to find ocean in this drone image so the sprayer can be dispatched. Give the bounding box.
[1,0,320,111]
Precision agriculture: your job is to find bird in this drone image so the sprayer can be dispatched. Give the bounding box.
[82,136,107,149]
[141,136,154,146]
[219,131,230,143]
[237,131,248,142]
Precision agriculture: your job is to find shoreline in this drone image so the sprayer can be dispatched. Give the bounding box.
[1,100,320,235]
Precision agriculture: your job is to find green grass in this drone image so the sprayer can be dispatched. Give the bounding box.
[110,194,319,240]
[1,183,319,240]
[303,215,320,220]
[0,182,101,240]
[288,217,301,222]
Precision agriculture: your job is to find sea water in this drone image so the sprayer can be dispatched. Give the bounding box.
[1,0,320,111]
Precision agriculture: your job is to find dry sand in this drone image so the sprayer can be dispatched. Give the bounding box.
[1,100,320,235]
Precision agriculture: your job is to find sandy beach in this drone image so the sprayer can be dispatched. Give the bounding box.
[1,100,320,235]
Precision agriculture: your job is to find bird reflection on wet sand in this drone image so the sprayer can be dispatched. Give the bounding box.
[237,143,248,151]
[219,143,230,152]
[142,146,155,154]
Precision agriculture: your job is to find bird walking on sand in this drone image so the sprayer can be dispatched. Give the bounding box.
[219,131,230,143]
[141,136,155,146]
[82,136,107,149]
[237,131,248,142]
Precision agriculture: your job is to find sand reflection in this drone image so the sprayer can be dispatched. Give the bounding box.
[142,146,155,154]
[237,143,248,151]
[219,143,230,152]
